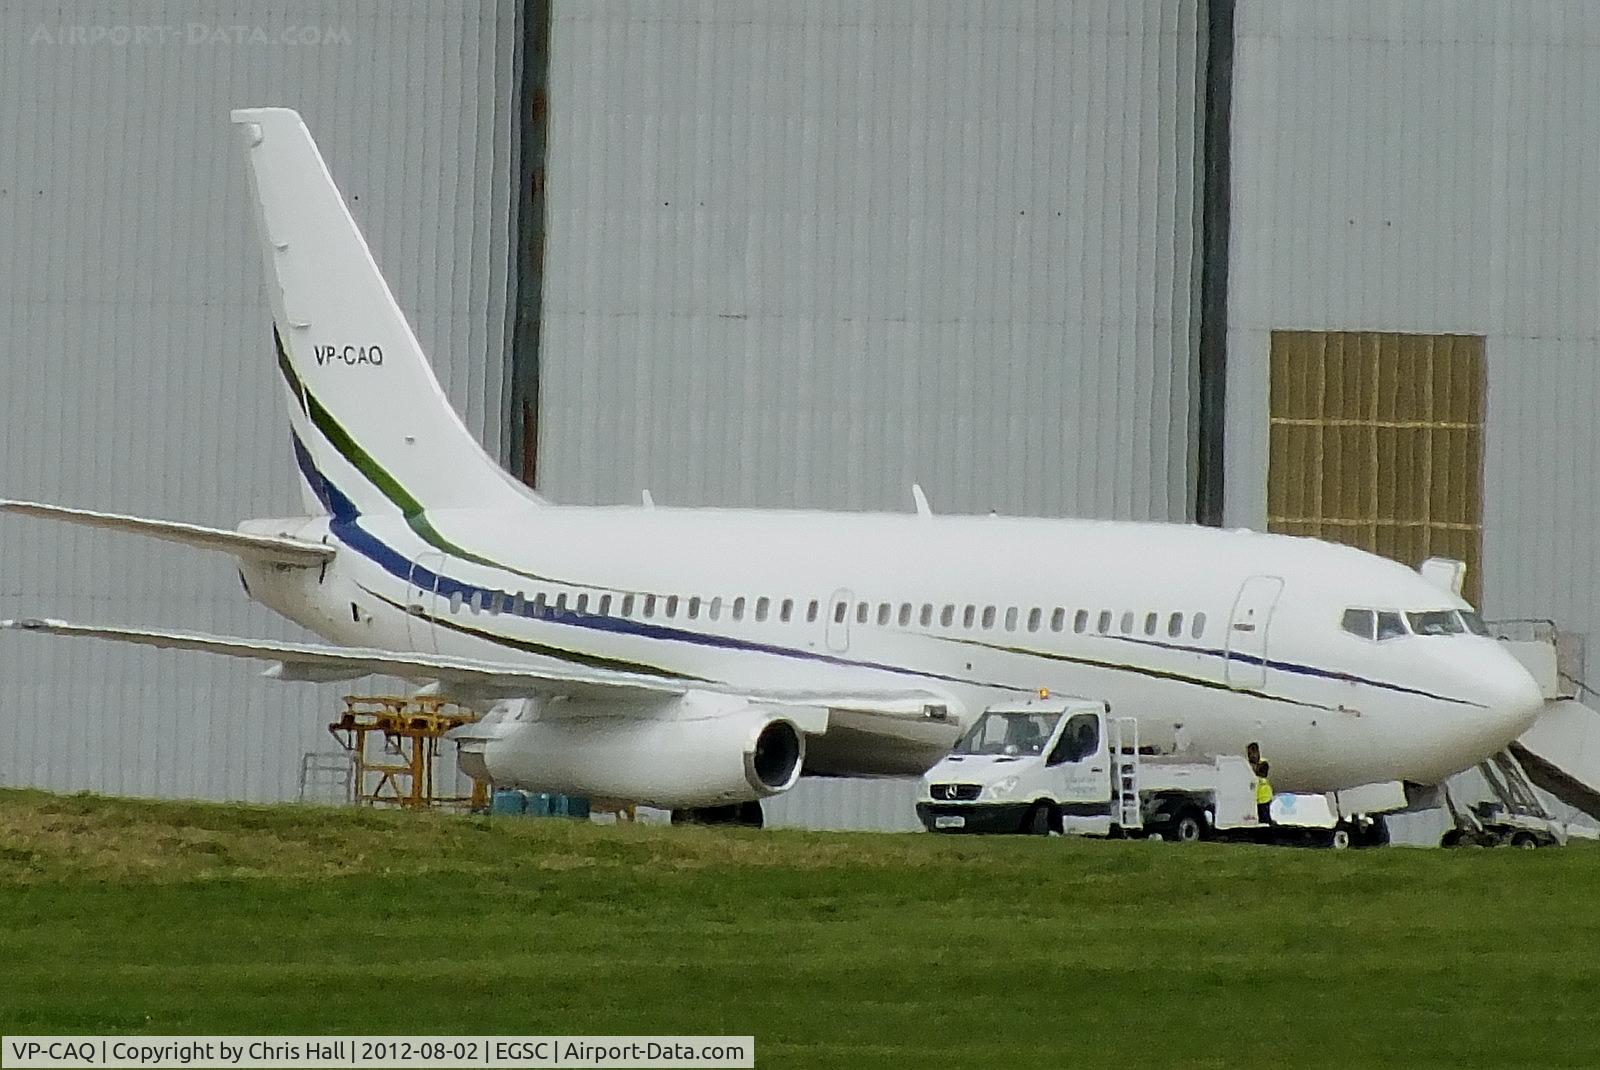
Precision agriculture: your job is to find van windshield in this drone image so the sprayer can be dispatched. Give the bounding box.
[952,710,1063,757]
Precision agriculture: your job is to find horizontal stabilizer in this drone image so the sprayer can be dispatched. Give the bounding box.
[0,500,333,567]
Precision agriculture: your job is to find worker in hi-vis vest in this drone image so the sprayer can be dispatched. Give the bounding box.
[1255,761,1274,825]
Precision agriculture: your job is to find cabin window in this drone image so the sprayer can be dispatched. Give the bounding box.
[687,596,701,620]
[780,598,794,623]
[1167,612,1183,638]
[1341,609,1376,640]
[807,600,820,623]
[981,606,996,629]
[1051,608,1067,633]
[485,592,501,615]
[350,602,361,623]
[833,601,847,624]
[857,602,870,624]
[920,604,934,627]
[733,596,746,621]
[961,605,975,628]
[898,603,912,627]
[534,592,548,616]
[708,596,723,620]
[643,594,657,618]
[1005,607,1020,632]
[598,594,612,616]
[1143,612,1157,636]
[1120,611,1134,634]
[620,594,635,617]
[1027,608,1042,633]
[449,590,464,614]
[554,593,568,614]
[512,592,526,616]
[941,605,955,627]
[576,593,589,614]
[466,590,481,614]
[756,597,771,623]
[1074,609,1089,634]
[1191,611,1206,639]
[1376,610,1406,640]
[1097,610,1112,634]
[664,595,679,618]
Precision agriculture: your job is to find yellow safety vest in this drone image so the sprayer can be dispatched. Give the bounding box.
[1256,777,1273,805]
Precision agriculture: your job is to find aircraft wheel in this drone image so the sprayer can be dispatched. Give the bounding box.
[736,801,765,829]
[1440,829,1463,848]
[1329,828,1352,851]
[672,805,740,826]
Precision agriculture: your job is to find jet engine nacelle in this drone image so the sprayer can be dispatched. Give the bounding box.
[473,691,807,809]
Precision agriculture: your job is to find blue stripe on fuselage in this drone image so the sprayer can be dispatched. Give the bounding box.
[1100,634,1483,707]
[290,429,1025,692]
[289,428,1474,707]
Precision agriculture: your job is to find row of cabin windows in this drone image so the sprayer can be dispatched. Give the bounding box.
[448,587,820,625]
[842,601,1207,640]
[442,585,1206,641]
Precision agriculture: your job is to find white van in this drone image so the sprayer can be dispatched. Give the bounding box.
[916,697,1263,840]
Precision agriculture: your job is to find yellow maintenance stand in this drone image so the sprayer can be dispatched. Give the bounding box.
[329,695,490,811]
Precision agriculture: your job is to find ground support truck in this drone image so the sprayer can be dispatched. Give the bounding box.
[916,697,1386,847]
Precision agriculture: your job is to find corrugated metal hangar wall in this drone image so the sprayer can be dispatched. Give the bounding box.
[6,0,1598,816]
[1226,0,1600,645]
[535,0,1209,520]
[0,1,522,798]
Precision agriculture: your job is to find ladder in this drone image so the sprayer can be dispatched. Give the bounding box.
[1108,716,1142,829]
[1479,750,1552,821]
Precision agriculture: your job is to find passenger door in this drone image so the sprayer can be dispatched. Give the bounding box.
[1047,712,1112,833]
[405,552,446,653]
[1225,575,1284,690]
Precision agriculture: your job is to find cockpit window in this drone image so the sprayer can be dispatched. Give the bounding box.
[1341,609,1376,640]
[1407,610,1464,636]
[1375,611,1407,640]
[1459,610,1490,637]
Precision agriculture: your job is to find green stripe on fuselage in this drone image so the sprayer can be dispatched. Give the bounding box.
[938,634,1335,711]
[362,585,705,681]
[273,326,600,589]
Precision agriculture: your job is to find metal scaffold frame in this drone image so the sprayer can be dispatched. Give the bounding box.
[328,695,489,811]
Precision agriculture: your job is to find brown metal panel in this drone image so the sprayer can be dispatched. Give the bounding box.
[1268,330,1485,604]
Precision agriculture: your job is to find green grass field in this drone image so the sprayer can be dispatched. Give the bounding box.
[1,789,1596,1068]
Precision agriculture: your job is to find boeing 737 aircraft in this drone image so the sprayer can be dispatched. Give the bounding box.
[0,108,1545,825]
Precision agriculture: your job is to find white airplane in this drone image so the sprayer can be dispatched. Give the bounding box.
[0,108,1544,826]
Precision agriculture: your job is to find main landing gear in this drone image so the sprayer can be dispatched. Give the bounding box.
[671,801,765,828]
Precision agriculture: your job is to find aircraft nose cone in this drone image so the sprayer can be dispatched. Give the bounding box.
[1487,658,1545,739]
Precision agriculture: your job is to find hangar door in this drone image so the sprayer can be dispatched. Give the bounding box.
[1267,331,1485,605]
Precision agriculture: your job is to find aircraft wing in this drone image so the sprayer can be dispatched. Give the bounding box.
[0,500,333,568]
[0,619,951,721]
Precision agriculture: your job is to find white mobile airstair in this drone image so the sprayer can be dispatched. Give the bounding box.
[1496,621,1600,810]
[1453,620,1600,844]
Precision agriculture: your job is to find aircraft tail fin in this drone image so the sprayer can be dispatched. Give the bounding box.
[230,107,542,519]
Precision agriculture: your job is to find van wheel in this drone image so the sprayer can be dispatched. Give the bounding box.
[1511,831,1539,849]
[1023,802,1055,836]
[1329,828,1351,850]
[1440,829,1462,848]
[1170,809,1205,843]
